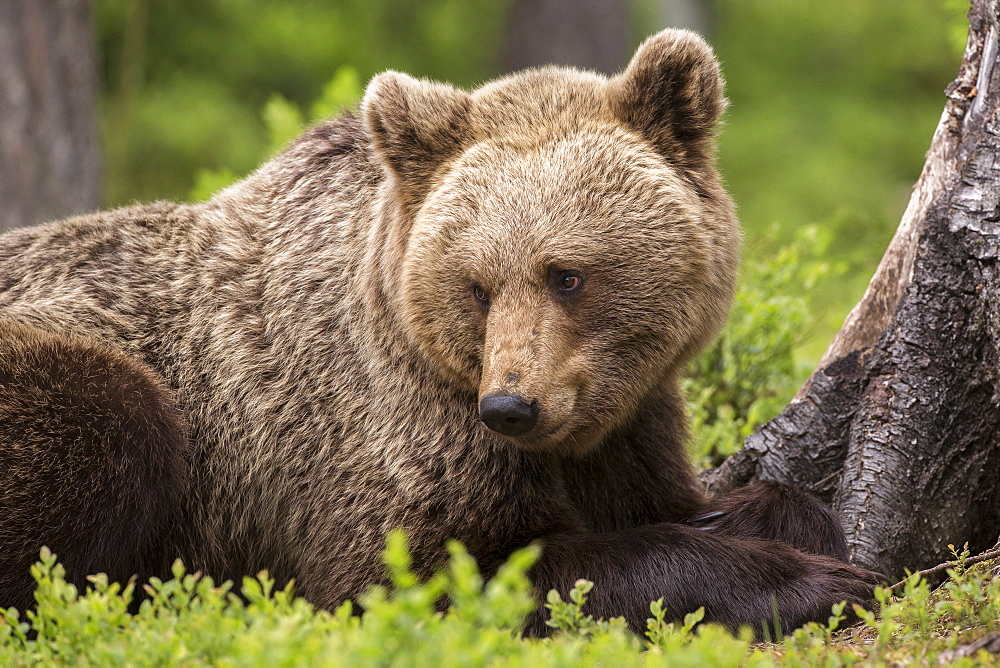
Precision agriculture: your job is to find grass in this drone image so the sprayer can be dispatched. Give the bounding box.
[3,535,999,666]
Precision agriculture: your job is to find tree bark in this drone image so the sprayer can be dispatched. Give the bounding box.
[704,0,1000,580]
[0,0,101,232]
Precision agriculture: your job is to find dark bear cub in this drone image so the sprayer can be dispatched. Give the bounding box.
[0,320,190,612]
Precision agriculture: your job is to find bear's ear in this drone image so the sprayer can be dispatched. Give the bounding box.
[362,71,471,194]
[609,29,726,169]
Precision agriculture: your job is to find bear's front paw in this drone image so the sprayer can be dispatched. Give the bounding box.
[772,552,880,633]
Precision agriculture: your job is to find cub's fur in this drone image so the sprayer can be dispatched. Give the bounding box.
[0,30,876,632]
[0,320,189,607]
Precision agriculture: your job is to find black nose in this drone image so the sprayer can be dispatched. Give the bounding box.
[479,393,539,436]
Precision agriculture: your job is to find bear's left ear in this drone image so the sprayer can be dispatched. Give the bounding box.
[609,29,726,169]
[362,71,471,195]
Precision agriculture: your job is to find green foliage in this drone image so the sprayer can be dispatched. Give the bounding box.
[686,225,843,467]
[189,65,364,201]
[4,541,1000,665]
[95,0,506,206]
[544,580,630,637]
[262,94,307,153]
[189,166,239,203]
[680,0,971,466]
[711,0,963,354]
[946,0,974,63]
[311,66,365,121]
[776,553,1000,666]
[0,538,741,666]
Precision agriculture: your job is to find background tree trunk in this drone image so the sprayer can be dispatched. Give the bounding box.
[0,0,101,232]
[501,0,630,75]
[704,0,1000,580]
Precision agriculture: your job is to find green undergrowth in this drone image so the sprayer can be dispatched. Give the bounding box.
[189,65,364,202]
[3,536,999,666]
[686,224,844,468]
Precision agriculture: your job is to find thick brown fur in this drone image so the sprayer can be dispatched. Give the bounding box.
[695,481,851,562]
[0,320,190,611]
[0,30,875,633]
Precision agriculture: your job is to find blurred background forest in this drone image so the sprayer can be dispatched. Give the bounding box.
[0,0,969,462]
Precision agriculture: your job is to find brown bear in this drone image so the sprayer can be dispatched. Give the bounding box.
[0,29,876,634]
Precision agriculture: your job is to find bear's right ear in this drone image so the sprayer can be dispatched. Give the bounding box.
[362,71,471,195]
[609,29,726,170]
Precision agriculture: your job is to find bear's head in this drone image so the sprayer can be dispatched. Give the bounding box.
[362,29,739,456]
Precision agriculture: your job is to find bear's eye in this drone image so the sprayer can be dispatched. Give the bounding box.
[554,270,584,293]
[560,274,581,290]
[472,283,490,308]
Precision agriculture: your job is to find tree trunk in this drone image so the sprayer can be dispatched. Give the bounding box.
[704,0,1000,581]
[0,0,101,232]
[501,0,630,75]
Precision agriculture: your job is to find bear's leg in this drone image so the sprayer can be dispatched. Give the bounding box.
[689,481,849,561]
[0,319,190,612]
[528,522,877,637]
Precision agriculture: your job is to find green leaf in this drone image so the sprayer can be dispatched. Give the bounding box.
[310,66,363,121]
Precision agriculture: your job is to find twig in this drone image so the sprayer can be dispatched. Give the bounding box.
[887,547,1000,592]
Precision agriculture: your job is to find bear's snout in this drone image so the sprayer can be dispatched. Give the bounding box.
[479,392,539,436]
